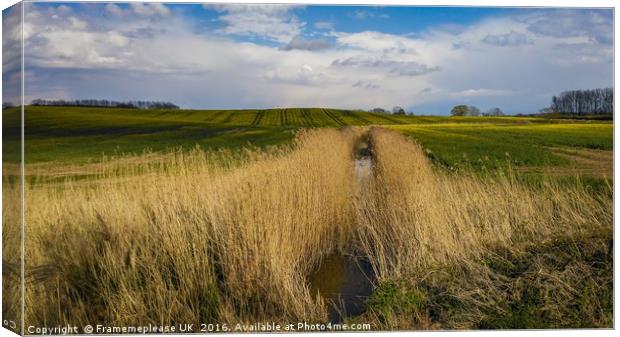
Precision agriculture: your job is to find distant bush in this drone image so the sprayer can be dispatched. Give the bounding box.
[392,106,406,115]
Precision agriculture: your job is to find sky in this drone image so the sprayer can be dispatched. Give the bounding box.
[2,2,614,114]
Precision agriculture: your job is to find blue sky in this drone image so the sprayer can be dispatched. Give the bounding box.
[2,3,614,114]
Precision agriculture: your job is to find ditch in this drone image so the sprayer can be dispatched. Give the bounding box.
[308,132,376,323]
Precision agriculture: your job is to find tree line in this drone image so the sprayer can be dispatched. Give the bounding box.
[369,106,412,115]
[450,105,504,117]
[30,99,180,110]
[546,88,613,115]
[448,87,613,117]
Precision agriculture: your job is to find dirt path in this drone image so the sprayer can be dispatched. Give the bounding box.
[518,146,612,178]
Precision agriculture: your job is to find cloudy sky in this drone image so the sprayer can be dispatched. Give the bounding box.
[2,2,614,114]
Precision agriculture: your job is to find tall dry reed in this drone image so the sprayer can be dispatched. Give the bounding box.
[357,127,611,279]
[2,166,22,332]
[355,127,612,328]
[22,128,357,326]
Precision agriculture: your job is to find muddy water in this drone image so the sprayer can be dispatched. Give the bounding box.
[308,255,374,323]
[307,137,375,323]
[354,138,373,189]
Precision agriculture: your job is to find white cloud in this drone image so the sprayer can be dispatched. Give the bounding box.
[551,43,613,66]
[314,21,334,30]
[2,4,22,70]
[130,3,170,17]
[105,3,123,16]
[482,31,532,47]
[331,57,439,77]
[68,17,88,30]
[207,4,304,43]
[349,10,389,20]
[453,89,513,98]
[2,3,23,105]
[523,9,612,44]
[16,4,613,114]
[56,5,71,14]
[282,36,331,51]
[335,31,418,54]
[264,64,335,86]
[104,3,170,17]
[353,80,380,89]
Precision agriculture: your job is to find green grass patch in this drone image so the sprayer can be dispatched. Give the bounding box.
[365,281,428,328]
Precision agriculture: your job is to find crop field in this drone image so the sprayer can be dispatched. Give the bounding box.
[2,105,614,330]
[7,106,418,163]
[3,106,610,167]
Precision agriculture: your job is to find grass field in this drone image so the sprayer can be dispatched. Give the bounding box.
[4,106,440,163]
[2,105,614,331]
[390,123,612,170]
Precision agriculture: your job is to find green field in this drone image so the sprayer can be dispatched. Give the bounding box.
[6,106,417,163]
[3,106,612,170]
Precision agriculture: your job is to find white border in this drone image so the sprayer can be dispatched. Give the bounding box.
[0,0,616,7]
[0,1,616,337]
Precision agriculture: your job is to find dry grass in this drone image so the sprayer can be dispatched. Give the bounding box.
[22,128,357,326]
[2,167,22,333]
[355,127,612,329]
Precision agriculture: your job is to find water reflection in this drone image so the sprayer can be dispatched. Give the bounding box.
[308,254,374,323]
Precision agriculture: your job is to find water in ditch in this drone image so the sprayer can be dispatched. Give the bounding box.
[308,254,375,323]
[307,135,375,323]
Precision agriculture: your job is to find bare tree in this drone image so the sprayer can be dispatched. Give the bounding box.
[30,99,180,110]
[392,106,405,115]
[548,88,613,115]
[485,107,504,116]
[468,106,481,116]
